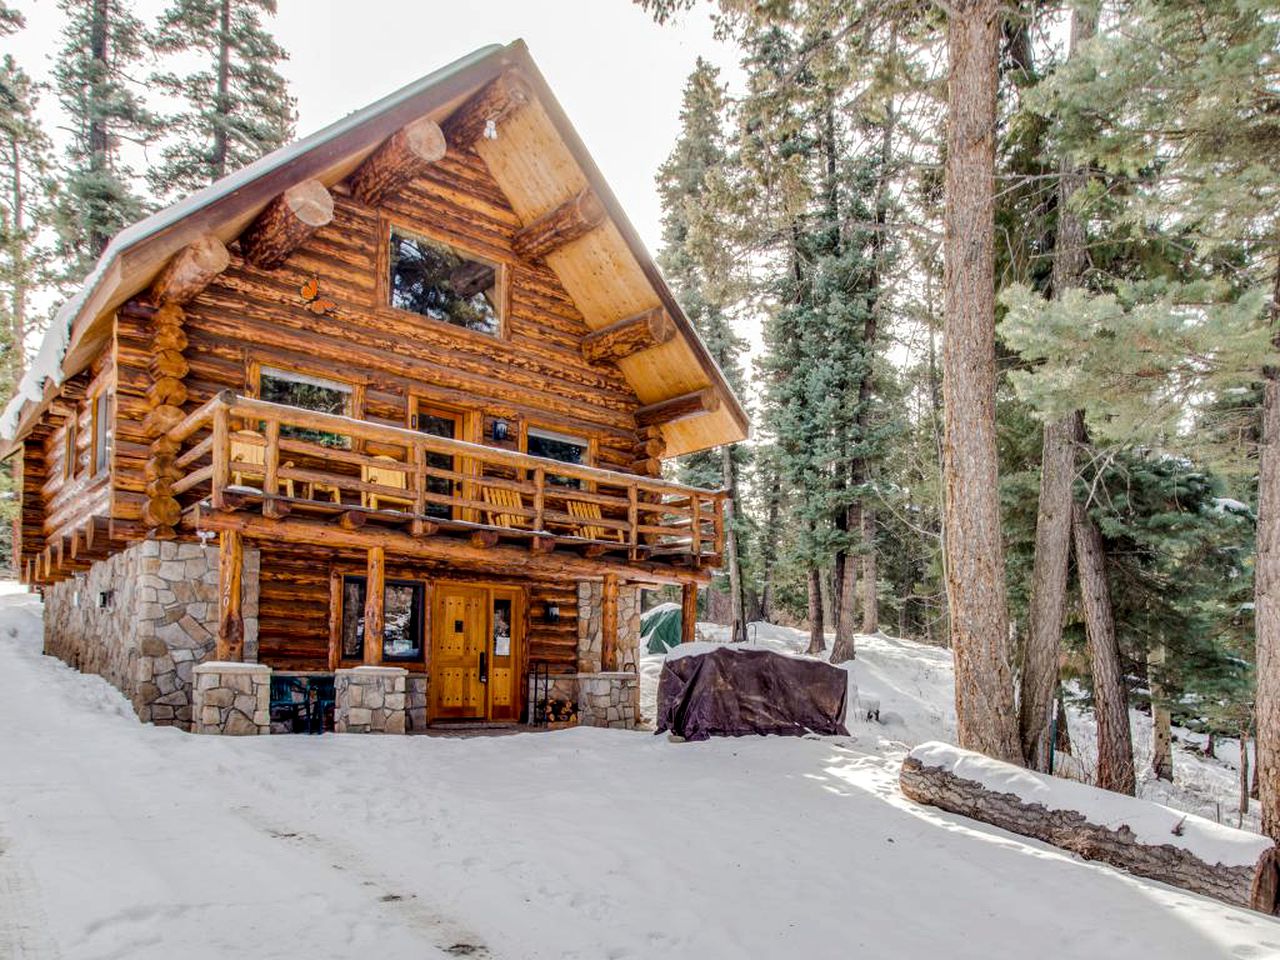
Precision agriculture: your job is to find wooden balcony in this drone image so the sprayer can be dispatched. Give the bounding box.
[162,391,726,574]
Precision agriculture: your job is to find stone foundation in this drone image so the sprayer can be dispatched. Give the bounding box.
[43,540,260,729]
[193,662,271,735]
[577,672,640,729]
[334,666,407,734]
[406,674,429,732]
[527,672,579,723]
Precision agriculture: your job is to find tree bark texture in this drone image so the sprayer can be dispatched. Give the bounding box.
[721,444,747,644]
[807,565,825,655]
[831,525,859,663]
[1073,501,1136,795]
[941,0,1022,764]
[1150,643,1174,782]
[1257,254,1280,842]
[861,505,879,634]
[900,755,1275,912]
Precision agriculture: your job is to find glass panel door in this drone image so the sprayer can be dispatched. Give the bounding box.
[415,406,463,520]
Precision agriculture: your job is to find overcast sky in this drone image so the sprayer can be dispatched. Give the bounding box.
[7,0,741,256]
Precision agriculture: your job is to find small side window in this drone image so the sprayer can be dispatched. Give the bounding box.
[63,419,77,481]
[92,392,112,476]
[389,229,500,335]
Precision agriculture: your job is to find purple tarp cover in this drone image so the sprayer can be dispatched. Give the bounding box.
[656,645,850,741]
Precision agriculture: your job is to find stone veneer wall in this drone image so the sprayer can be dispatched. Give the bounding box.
[193,662,271,735]
[334,666,407,734]
[577,672,640,729]
[406,675,428,732]
[576,581,642,673]
[42,539,260,730]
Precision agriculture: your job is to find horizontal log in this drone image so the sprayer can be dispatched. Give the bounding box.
[899,746,1276,913]
[635,388,721,429]
[349,119,447,208]
[442,67,533,152]
[513,189,606,262]
[149,234,230,305]
[240,179,336,269]
[582,308,676,365]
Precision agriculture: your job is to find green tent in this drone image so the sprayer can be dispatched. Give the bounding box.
[641,602,684,655]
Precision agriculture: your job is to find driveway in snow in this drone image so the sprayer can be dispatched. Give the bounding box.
[1,587,1277,959]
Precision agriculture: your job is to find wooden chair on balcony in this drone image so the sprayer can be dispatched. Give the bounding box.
[481,484,530,531]
[362,454,414,512]
[566,498,625,544]
[230,429,294,497]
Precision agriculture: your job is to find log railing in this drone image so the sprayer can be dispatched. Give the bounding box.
[163,391,726,565]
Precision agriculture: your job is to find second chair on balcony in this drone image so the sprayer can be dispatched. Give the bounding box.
[230,429,295,498]
[362,454,415,512]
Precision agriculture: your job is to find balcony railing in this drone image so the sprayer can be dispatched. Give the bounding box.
[163,391,726,566]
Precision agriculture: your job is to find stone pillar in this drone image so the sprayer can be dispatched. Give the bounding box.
[577,673,640,729]
[406,674,429,732]
[193,662,271,735]
[334,666,407,734]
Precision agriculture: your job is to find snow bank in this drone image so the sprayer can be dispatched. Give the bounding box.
[664,639,819,662]
[909,741,1274,869]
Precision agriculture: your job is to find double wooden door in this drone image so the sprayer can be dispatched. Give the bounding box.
[429,582,521,722]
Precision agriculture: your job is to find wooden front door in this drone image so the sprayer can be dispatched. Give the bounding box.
[431,584,488,720]
[428,582,524,723]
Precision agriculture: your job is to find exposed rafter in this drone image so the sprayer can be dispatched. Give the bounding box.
[635,388,721,429]
[582,308,676,365]
[149,234,230,305]
[513,189,605,262]
[348,118,447,207]
[442,67,533,153]
[240,179,335,269]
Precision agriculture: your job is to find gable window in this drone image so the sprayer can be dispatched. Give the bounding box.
[340,575,425,663]
[91,391,112,476]
[389,229,500,335]
[258,367,352,449]
[526,428,588,488]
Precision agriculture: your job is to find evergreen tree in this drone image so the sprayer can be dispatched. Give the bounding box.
[149,0,295,198]
[53,0,159,280]
[0,51,55,393]
[0,3,23,35]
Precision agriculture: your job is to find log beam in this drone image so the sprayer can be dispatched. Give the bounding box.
[582,308,676,365]
[348,118,447,207]
[635,388,721,429]
[216,529,244,662]
[442,67,533,153]
[143,303,189,539]
[601,574,619,671]
[363,545,385,665]
[512,189,605,262]
[149,234,230,305]
[681,581,698,645]
[240,179,336,269]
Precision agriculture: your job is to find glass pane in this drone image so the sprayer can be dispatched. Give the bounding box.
[260,372,351,449]
[492,597,513,658]
[341,578,366,660]
[390,231,499,335]
[418,412,457,520]
[527,432,587,488]
[383,583,423,661]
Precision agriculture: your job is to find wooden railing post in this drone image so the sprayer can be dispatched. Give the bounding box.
[263,419,281,518]
[216,529,244,661]
[690,494,702,559]
[411,442,428,536]
[713,495,726,556]
[363,545,385,665]
[211,403,229,512]
[627,484,639,561]
[533,466,545,532]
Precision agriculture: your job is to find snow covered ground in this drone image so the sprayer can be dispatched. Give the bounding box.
[3,587,1280,959]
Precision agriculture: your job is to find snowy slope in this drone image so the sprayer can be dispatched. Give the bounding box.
[3,588,1279,959]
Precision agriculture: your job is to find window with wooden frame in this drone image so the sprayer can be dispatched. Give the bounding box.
[91,391,112,477]
[255,365,356,450]
[339,575,425,664]
[385,224,503,336]
[525,426,590,489]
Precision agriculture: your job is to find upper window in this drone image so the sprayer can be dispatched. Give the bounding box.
[389,229,500,335]
[258,367,352,449]
[526,428,588,488]
[91,392,112,476]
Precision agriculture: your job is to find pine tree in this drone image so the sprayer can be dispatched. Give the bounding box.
[53,0,159,280]
[149,0,295,198]
[0,51,55,393]
[0,3,23,35]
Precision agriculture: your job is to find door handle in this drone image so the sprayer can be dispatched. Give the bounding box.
[479,650,488,684]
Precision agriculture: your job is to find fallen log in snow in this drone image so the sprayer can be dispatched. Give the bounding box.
[899,741,1279,913]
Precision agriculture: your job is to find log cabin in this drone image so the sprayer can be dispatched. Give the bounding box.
[3,41,748,735]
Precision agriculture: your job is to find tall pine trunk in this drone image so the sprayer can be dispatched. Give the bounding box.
[1018,3,1097,772]
[1257,253,1280,841]
[88,0,111,256]
[1149,643,1174,781]
[8,138,26,380]
[1072,500,1136,795]
[941,0,1021,763]
[831,501,861,662]
[721,444,747,643]
[211,0,232,181]
[807,565,825,654]
[861,505,879,634]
